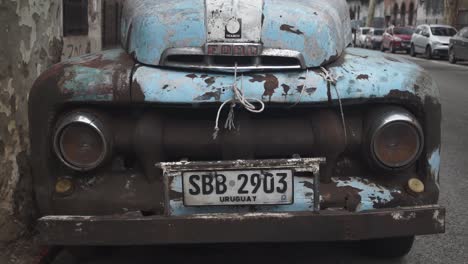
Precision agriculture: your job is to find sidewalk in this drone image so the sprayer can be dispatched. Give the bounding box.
[0,236,41,264]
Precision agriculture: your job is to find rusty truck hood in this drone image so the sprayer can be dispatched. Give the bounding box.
[121,0,352,68]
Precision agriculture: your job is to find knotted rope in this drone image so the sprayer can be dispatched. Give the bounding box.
[213,64,265,140]
[319,66,348,144]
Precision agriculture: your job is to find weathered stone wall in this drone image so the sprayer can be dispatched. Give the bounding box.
[62,0,102,60]
[0,0,111,244]
[348,0,386,27]
[417,0,445,25]
[0,0,63,242]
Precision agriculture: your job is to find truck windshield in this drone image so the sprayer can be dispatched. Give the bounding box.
[431,27,457,36]
[362,29,370,34]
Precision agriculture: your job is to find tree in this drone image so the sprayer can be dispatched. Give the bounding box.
[0,0,63,243]
[445,0,459,26]
[366,0,377,27]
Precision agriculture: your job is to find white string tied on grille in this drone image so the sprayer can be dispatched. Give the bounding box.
[319,66,348,144]
[289,68,309,108]
[213,63,265,140]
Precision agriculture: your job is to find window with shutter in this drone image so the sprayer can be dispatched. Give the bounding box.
[63,0,89,36]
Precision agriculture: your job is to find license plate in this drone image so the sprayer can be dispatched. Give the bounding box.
[182,170,293,206]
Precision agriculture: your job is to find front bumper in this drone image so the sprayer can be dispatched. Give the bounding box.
[433,45,449,56]
[38,158,445,245]
[38,206,445,245]
[393,41,411,50]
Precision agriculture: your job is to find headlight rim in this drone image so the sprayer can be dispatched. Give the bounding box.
[367,108,424,170]
[53,111,110,171]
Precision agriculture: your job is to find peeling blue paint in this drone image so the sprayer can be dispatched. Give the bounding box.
[54,48,133,102]
[123,0,206,65]
[122,0,351,68]
[334,178,400,212]
[133,48,437,104]
[62,66,114,101]
[428,148,441,182]
[169,176,315,216]
[168,175,400,216]
[262,0,350,67]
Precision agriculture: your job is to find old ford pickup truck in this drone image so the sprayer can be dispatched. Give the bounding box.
[30,0,444,258]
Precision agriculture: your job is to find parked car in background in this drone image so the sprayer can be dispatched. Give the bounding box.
[381,26,414,53]
[365,28,384,49]
[410,24,458,59]
[356,27,371,47]
[449,26,468,64]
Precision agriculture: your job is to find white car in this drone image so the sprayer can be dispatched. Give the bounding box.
[356,27,372,48]
[410,24,458,59]
[364,28,384,49]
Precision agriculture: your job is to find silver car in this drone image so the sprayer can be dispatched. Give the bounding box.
[365,28,385,50]
[410,24,458,59]
[356,27,371,48]
[449,27,468,64]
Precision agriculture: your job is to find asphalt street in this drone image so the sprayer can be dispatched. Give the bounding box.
[55,52,468,264]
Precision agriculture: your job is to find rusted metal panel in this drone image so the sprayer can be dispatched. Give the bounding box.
[261,0,351,66]
[122,0,206,65]
[121,0,351,68]
[37,206,445,245]
[131,48,441,182]
[166,175,407,216]
[131,48,438,104]
[28,48,135,214]
[32,48,134,102]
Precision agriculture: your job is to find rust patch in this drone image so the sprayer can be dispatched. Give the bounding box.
[248,74,279,98]
[356,74,369,80]
[194,89,221,101]
[320,50,341,66]
[319,181,362,211]
[281,84,290,95]
[280,24,304,35]
[186,73,198,79]
[296,85,317,95]
[204,77,216,86]
[132,80,146,101]
[70,53,114,69]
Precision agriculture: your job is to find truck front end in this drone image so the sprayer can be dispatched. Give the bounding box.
[30,0,444,258]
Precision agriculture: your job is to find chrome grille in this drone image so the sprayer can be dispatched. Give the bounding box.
[160,47,305,72]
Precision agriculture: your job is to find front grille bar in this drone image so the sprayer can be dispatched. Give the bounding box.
[160,47,306,72]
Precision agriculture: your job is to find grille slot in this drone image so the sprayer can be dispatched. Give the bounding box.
[261,56,300,66]
[166,55,205,64]
[211,56,255,67]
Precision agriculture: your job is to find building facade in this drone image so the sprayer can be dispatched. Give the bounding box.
[61,0,123,60]
[348,0,468,29]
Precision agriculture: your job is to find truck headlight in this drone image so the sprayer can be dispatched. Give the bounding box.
[367,107,424,169]
[53,111,110,171]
